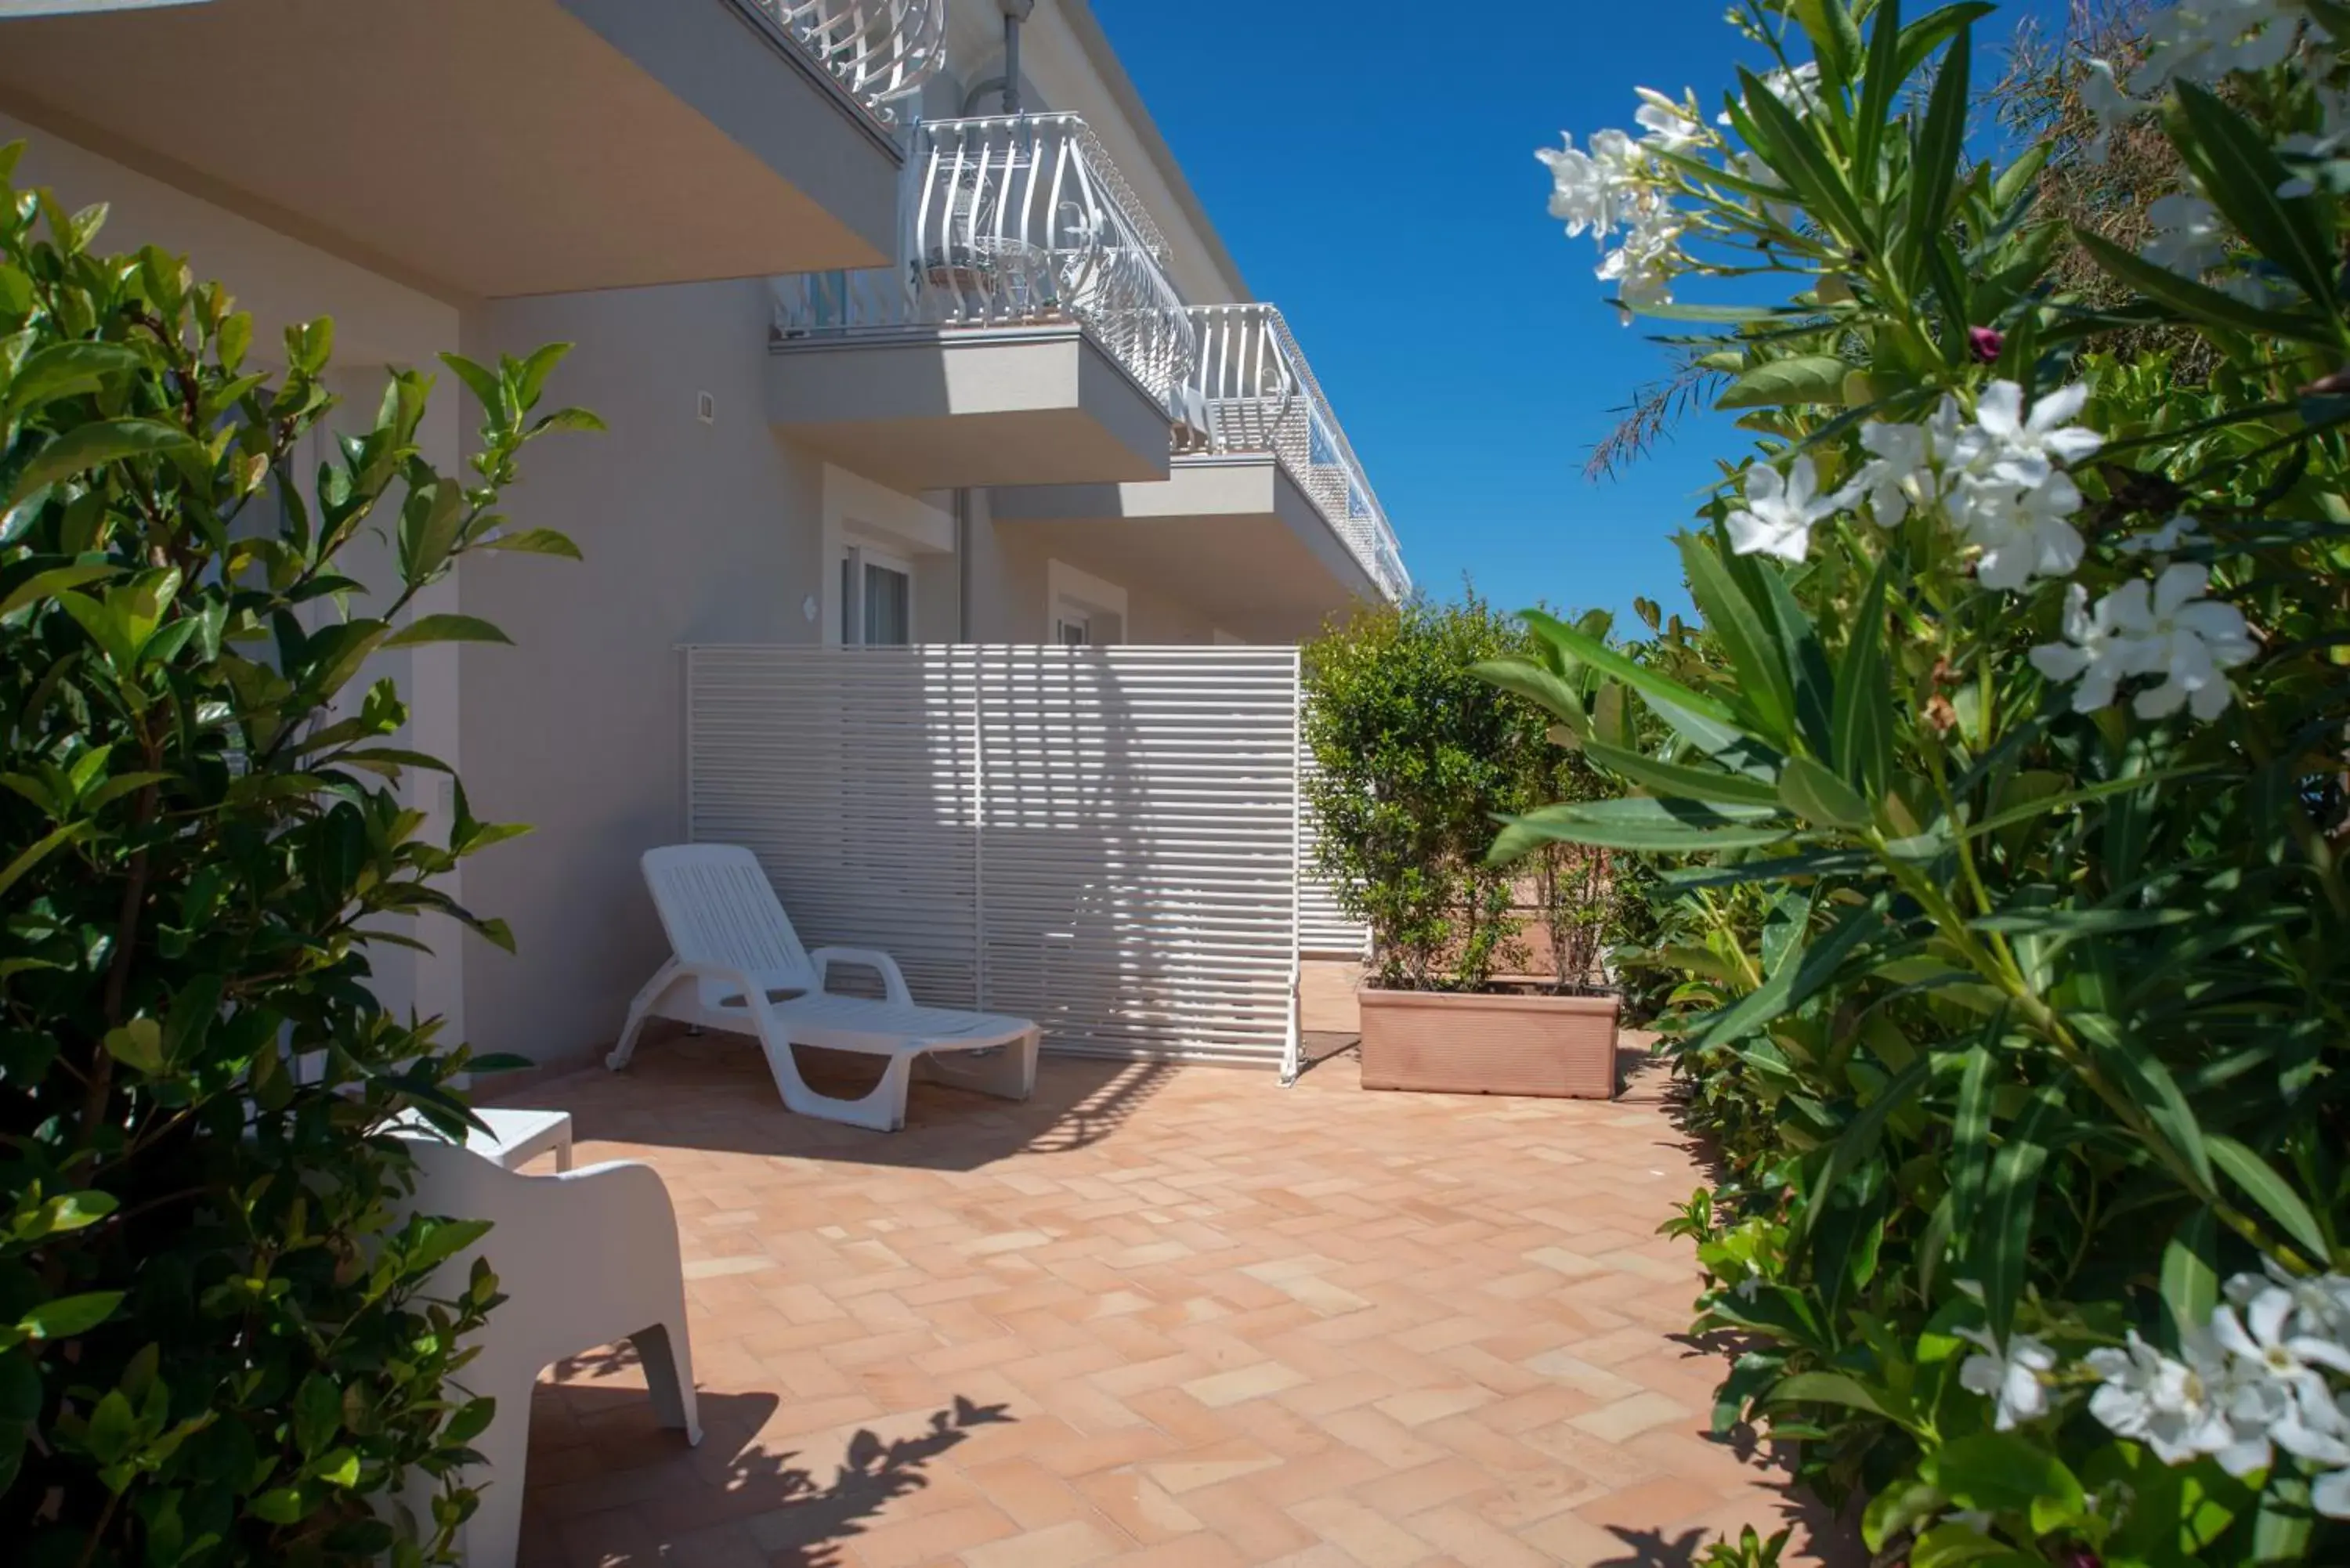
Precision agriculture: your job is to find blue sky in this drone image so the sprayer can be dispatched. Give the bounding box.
[1092,0,2071,628]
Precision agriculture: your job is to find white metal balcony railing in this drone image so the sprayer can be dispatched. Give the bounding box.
[754,0,946,126]
[1186,304,1410,602]
[772,113,1198,417]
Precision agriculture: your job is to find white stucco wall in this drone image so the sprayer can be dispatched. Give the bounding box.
[457,279,826,1071]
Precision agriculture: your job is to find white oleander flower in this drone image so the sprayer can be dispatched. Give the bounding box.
[1959,472,2088,591]
[2117,513,2209,556]
[1736,150,1799,229]
[2079,58,2143,161]
[1957,381,2106,490]
[2143,193,2230,277]
[1539,131,1645,242]
[2227,1263,2350,1343]
[1847,418,1940,526]
[1634,88,1708,154]
[2087,1330,2243,1465]
[2032,583,2135,714]
[1720,62,1822,125]
[1600,207,1690,318]
[1726,456,1842,562]
[2142,0,2305,90]
[1958,1327,2058,1430]
[2110,563,2258,721]
[2215,1285,2350,1401]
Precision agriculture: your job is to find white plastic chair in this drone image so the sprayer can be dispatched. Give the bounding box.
[392,1137,700,1568]
[607,844,1039,1133]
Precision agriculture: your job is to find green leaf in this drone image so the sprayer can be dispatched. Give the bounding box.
[1578,737,1783,807]
[1679,529,1795,744]
[1853,0,1902,190]
[2171,81,2341,317]
[1766,1370,1893,1421]
[1473,656,1589,730]
[1976,1086,2062,1342]
[402,1216,492,1275]
[1694,900,1883,1047]
[102,1018,165,1075]
[1777,755,1871,829]
[1893,2,1995,85]
[1716,356,1853,410]
[1490,801,1795,862]
[436,352,506,416]
[19,1290,123,1340]
[478,526,583,560]
[1735,65,1876,250]
[396,477,465,585]
[1519,609,1735,723]
[2076,229,2332,344]
[0,821,85,901]
[529,406,604,435]
[1793,0,1863,86]
[293,1374,341,1458]
[2081,1029,2211,1190]
[1903,16,1972,290]
[3,418,198,510]
[1931,1431,2084,1519]
[381,614,512,650]
[1795,1056,1931,1251]
[2161,1209,2220,1344]
[2207,1135,2331,1264]
[1,341,142,422]
[1833,552,1893,796]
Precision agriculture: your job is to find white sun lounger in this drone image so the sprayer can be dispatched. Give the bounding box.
[607,844,1039,1132]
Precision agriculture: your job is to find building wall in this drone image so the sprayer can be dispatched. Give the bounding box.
[458,278,825,1071]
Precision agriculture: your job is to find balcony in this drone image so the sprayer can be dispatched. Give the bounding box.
[0,0,944,296]
[992,304,1412,639]
[768,113,1195,490]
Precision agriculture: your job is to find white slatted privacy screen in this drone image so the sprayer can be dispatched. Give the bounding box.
[685,645,1304,1071]
[1296,748,1370,958]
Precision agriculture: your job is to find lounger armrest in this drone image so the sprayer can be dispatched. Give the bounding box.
[809,946,914,1006]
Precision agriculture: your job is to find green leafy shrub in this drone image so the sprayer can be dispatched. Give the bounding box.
[1303,596,1650,994]
[1493,2,2350,1562]
[0,145,595,1563]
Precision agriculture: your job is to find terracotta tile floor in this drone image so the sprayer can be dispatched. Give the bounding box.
[499,1031,1855,1567]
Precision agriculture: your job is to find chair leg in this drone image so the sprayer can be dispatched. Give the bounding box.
[609,960,688,1071]
[452,1369,537,1568]
[746,1006,915,1132]
[630,1312,703,1447]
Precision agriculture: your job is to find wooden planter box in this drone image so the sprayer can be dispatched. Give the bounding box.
[1357,988,1621,1100]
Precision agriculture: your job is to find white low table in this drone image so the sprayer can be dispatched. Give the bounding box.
[393,1107,573,1172]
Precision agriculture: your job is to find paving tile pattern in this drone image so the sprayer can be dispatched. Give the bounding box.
[501,1031,1850,1566]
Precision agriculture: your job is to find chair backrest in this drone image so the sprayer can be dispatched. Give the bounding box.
[642,844,819,1003]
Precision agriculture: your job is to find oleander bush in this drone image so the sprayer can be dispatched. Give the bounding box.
[0,145,594,1563]
[1488,2,2350,1562]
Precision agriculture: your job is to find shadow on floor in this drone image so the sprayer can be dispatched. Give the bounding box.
[521,1368,1012,1568]
[1593,1486,1867,1567]
[547,1029,1180,1172]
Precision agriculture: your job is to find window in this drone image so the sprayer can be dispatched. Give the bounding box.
[1055,610,1091,649]
[837,545,913,645]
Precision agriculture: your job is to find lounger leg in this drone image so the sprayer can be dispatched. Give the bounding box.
[609,960,689,1071]
[916,1031,1039,1102]
[745,1006,916,1133]
[452,1369,537,1568]
[630,1313,703,1447]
